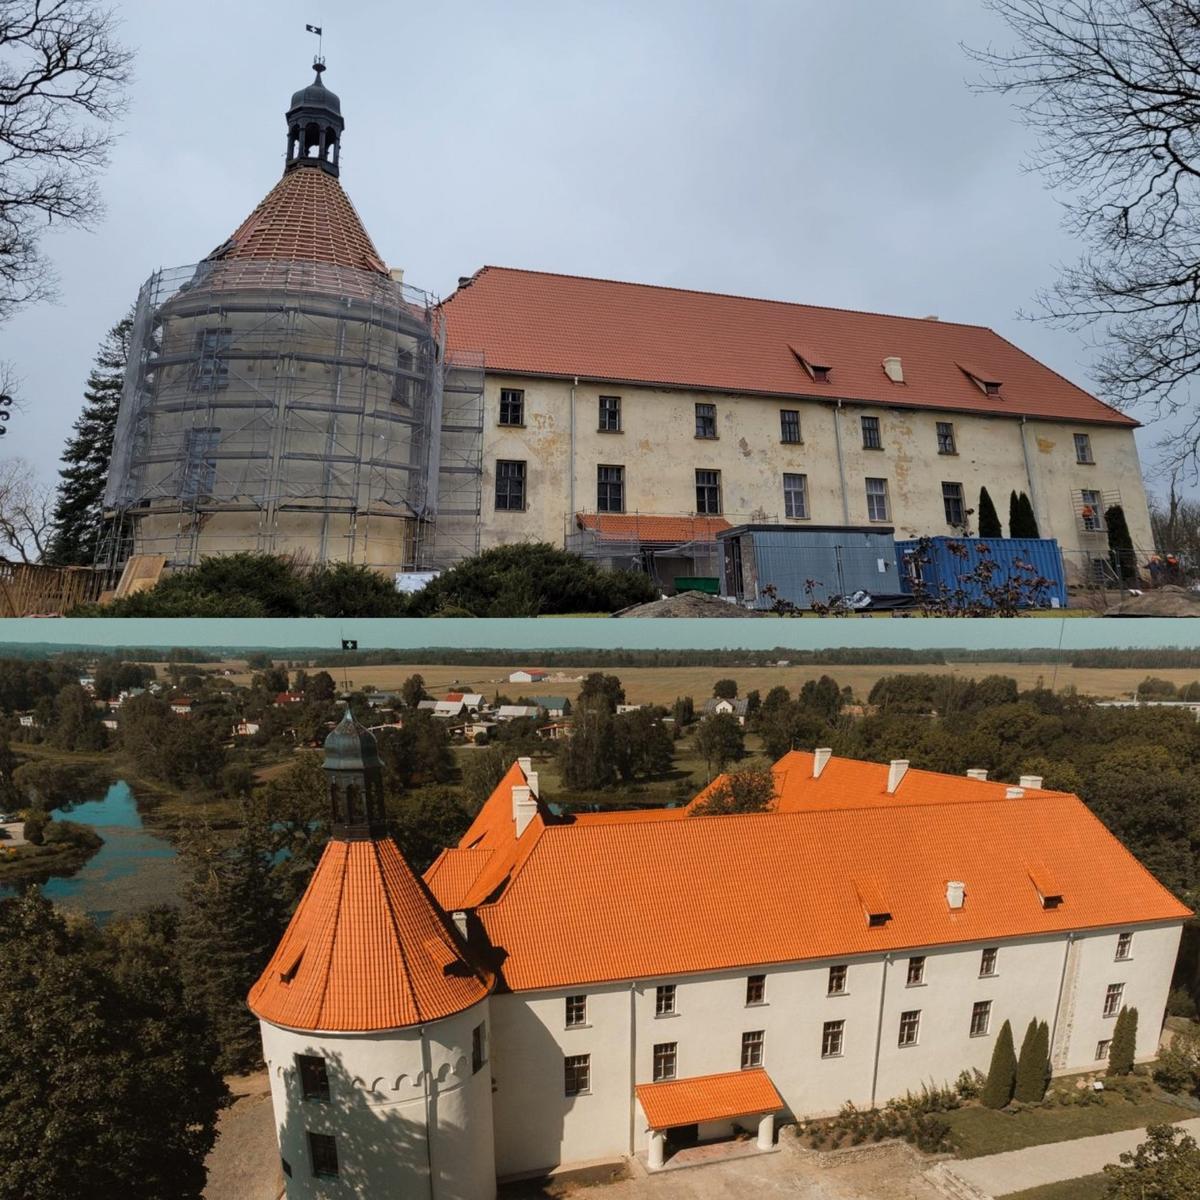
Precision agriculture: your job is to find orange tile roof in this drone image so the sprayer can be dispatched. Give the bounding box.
[211,167,387,275]
[636,1069,783,1130]
[477,756,1189,992]
[443,267,1135,427]
[425,847,495,912]
[576,513,732,543]
[248,837,491,1032]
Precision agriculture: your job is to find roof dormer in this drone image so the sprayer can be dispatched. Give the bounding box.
[1027,861,1064,909]
[789,343,832,383]
[959,362,1003,397]
[855,877,892,927]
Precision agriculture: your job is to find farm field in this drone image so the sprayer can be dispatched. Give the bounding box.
[182,660,1199,708]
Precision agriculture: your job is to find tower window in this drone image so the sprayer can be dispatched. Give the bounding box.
[296,1054,330,1101]
[307,1132,339,1178]
[499,388,525,426]
[494,460,526,511]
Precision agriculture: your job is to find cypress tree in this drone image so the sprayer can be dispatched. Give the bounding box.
[978,487,1003,538]
[1015,1018,1044,1102]
[982,1018,1018,1108]
[1105,505,1136,583]
[1008,490,1022,538]
[1108,1007,1138,1076]
[1037,1019,1052,1100]
[1009,492,1040,538]
[44,311,133,566]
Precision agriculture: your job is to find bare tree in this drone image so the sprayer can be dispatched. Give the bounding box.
[0,0,132,321]
[971,1,1200,476]
[0,456,51,560]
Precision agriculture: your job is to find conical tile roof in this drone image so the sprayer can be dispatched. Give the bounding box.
[248,837,492,1033]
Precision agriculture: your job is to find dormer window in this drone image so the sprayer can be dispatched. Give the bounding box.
[959,363,1003,396]
[1027,861,1064,909]
[856,878,892,927]
[789,344,832,383]
[812,366,830,383]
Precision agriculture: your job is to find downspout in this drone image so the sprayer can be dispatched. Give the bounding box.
[568,377,578,545]
[1049,931,1075,1071]
[870,953,891,1108]
[628,982,638,1155]
[1018,415,1043,533]
[833,399,850,524]
[421,1025,437,1197]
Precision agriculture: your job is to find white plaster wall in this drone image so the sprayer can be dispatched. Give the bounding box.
[260,999,495,1200]
[477,375,1154,566]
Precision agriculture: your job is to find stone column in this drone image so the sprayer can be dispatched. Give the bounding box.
[648,1130,665,1170]
[757,1113,774,1150]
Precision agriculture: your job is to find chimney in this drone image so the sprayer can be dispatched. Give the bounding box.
[452,910,468,938]
[887,759,910,794]
[512,784,538,837]
[517,755,533,776]
[965,768,988,782]
[813,747,833,778]
[525,770,540,799]
[388,266,405,285]
[946,881,965,910]
[1005,786,1025,800]
[1019,775,1043,791]
[457,275,473,289]
[882,356,905,384]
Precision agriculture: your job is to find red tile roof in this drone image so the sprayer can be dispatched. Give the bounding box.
[443,267,1135,427]
[248,838,492,1032]
[211,167,387,275]
[576,513,732,543]
[475,755,1188,992]
[636,1069,783,1130]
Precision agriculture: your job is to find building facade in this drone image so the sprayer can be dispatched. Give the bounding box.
[251,731,1188,1197]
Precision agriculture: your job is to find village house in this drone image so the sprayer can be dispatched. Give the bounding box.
[169,698,193,716]
[249,720,1188,1199]
[496,704,541,723]
[509,669,551,685]
[528,696,571,719]
[702,696,750,725]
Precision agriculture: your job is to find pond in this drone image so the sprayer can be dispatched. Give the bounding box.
[0,780,180,922]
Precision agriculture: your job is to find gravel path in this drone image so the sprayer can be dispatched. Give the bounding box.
[203,1072,282,1200]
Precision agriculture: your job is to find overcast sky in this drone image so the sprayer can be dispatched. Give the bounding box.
[3,0,1183,500]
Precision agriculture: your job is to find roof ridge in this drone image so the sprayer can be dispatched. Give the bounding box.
[459,264,996,333]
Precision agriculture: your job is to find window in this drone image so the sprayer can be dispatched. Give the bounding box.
[565,995,587,1028]
[1081,488,1105,532]
[494,460,526,510]
[780,410,802,444]
[656,984,677,1016]
[193,326,231,390]
[1075,432,1094,464]
[861,415,882,449]
[741,1030,764,1069]
[296,1054,330,1101]
[308,1132,339,1179]
[898,1010,921,1047]
[907,956,926,986]
[1103,983,1124,1018]
[472,1021,487,1073]
[695,403,717,439]
[596,465,624,513]
[821,1020,845,1058]
[1096,1039,1112,1061]
[936,421,957,455]
[746,975,766,1006]
[499,388,524,426]
[812,365,830,383]
[599,394,622,432]
[181,428,220,500]
[653,1042,677,1082]
[865,477,889,522]
[696,469,722,514]
[783,473,809,519]
[942,482,966,527]
[392,346,415,405]
[828,964,848,995]
[980,947,998,977]
[564,1053,591,1096]
[970,1000,992,1037]
[1116,932,1133,961]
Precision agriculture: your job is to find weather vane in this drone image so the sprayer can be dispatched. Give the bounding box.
[305,22,324,66]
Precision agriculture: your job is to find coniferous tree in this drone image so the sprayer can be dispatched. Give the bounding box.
[978,487,1003,538]
[1015,1018,1047,1102]
[1037,1019,1052,1100]
[1018,492,1041,538]
[1109,1006,1138,1076]
[1106,505,1136,583]
[1009,490,1022,538]
[45,312,133,566]
[982,1019,1018,1108]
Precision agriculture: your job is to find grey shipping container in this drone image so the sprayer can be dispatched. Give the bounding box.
[718,525,902,610]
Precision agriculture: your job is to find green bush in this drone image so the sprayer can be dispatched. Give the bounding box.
[1168,987,1198,1020]
[22,810,46,846]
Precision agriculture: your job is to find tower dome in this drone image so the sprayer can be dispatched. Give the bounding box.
[285,59,344,176]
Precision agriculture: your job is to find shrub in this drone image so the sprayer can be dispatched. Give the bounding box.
[1154,1024,1200,1096]
[982,1020,1018,1108]
[22,810,47,846]
[1168,987,1198,1020]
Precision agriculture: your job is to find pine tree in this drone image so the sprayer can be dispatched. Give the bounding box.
[1109,1006,1138,1076]
[1015,1018,1044,1102]
[978,487,1003,538]
[45,311,133,566]
[1008,490,1022,537]
[1017,492,1041,538]
[1106,504,1136,583]
[982,1018,1018,1108]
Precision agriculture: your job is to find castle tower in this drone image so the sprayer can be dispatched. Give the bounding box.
[103,59,446,577]
[248,708,497,1199]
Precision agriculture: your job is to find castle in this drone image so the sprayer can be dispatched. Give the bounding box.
[248,711,1188,1197]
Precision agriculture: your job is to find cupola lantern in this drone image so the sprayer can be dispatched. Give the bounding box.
[285,59,344,177]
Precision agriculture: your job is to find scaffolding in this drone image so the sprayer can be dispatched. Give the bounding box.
[100,257,482,578]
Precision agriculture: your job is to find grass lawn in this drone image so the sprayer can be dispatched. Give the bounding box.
[998,1174,1109,1200]
[945,1094,1193,1159]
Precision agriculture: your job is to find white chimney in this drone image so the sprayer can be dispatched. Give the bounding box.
[452,910,468,938]
[1005,786,1025,800]
[525,770,540,799]
[517,755,533,776]
[887,759,910,794]
[966,768,988,782]
[813,747,833,778]
[389,266,405,285]
[512,784,538,837]
[882,356,905,383]
[946,881,965,910]
[1019,775,1043,791]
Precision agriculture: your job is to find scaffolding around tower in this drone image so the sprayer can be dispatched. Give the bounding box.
[100,257,483,579]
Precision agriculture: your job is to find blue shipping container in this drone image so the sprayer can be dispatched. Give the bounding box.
[895,537,1067,609]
